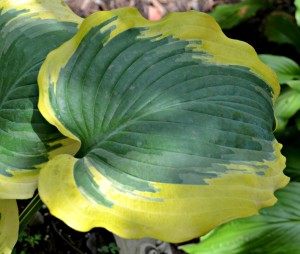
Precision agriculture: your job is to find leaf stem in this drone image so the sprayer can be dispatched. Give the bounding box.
[19,193,44,233]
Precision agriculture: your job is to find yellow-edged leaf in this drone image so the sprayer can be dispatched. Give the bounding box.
[38,8,288,242]
[0,200,18,254]
[0,0,82,199]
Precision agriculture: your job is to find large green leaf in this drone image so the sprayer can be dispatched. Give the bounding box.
[264,11,300,54]
[210,0,271,29]
[0,0,82,199]
[0,200,18,254]
[181,182,300,254]
[38,8,288,242]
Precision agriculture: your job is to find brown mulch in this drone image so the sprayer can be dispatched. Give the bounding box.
[65,0,241,19]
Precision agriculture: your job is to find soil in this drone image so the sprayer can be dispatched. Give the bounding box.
[14,202,196,253]
[13,0,297,253]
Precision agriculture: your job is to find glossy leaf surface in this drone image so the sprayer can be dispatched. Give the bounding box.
[181,182,300,254]
[38,8,288,242]
[0,200,18,254]
[0,0,81,199]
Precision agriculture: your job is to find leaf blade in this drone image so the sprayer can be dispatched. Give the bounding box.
[0,0,82,199]
[0,200,18,254]
[38,8,288,242]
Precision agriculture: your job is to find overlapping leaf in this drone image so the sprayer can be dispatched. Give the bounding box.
[181,182,300,254]
[0,200,18,254]
[0,0,81,199]
[38,8,288,242]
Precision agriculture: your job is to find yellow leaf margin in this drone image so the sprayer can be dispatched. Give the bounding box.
[0,200,18,254]
[38,9,288,242]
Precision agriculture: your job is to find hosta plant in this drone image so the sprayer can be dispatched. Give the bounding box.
[0,0,82,252]
[0,0,289,253]
[0,0,82,199]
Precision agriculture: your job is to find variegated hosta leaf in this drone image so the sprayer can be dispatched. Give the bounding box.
[0,200,18,254]
[0,0,82,199]
[38,8,289,242]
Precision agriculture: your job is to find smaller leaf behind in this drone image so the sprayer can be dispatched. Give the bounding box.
[295,0,300,26]
[259,54,300,85]
[181,182,300,254]
[210,0,271,29]
[264,11,300,54]
[274,89,300,131]
[260,54,300,132]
